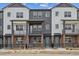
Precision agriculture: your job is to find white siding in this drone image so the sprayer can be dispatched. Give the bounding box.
[3,8,29,35]
[52,7,77,35]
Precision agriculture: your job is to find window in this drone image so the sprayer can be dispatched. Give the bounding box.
[65,24,71,30]
[55,24,59,29]
[16,25,23,31]
[45,24,50,30]
[38,25,42,31]
[45,12,50,17]
[30,25,33,33]
[33,12,37,18]
[7,12,11,17]
[16,12,23,18]
[72,24,75,32]
[33,25,37,31]
[38,12,42,18]
[65,36,72,43]
[0,13,3,19]
[64,11,71,17]
[55,11,59,16]
[7,25,10,29]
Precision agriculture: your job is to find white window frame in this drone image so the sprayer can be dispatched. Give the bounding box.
[55,11,59,16]
[7,12,11,17]
[45,24,50,30]
[45,12,50,17]
[65,24,71,30]
[16,12,23,18]
[64,11,71,17]
[16,25,23,31]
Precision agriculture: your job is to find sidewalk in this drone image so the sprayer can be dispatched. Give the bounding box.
[0,48,79,56]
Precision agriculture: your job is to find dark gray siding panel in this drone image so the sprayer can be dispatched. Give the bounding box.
[29,10,51,34]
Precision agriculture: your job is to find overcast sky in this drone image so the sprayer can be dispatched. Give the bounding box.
[0,3,79,9]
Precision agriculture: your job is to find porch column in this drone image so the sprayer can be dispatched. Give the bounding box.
[13,36,16,48]
[61,34,65,48]
[77,35,79,47]
[41,34,44,48]
[12,35,14,48]
[26,35,29,48]
[3,36,5,48]
[23,36,26,49]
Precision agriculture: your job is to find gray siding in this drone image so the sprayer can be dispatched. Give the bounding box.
[0,11,3,35]
[29,10,51,34]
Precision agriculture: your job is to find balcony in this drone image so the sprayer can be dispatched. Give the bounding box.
[65,29,79,35]
[13,30,26,35]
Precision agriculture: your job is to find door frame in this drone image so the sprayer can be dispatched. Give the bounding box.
[54,35,61,48]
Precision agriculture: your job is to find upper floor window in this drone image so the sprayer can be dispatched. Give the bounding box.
[38,25,42,31]
[55,24,59,29]
[0,13,3,19]
[64,11,71,17]
[65,24,71,30]
[16,25,23,31]
[45,12,50,17]
[7,12,11,17]
[16,12,23,18]
[55,11,59,16]
[45,24,50,30]
[38,12,42,18]
[33,12,38,18]
[7,25,10,30]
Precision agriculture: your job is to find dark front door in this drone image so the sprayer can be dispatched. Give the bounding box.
[5,37,12,48]
[0,37,3,48]
[45,37,50,48]
[16,37,24,48]
[29,36,41,48]
[54,36,60,48]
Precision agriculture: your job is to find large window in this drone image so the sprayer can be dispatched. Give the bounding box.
[7,12,11,17]
[16,12,23,18]
[64,11,71,17]
[38,25,42,31]
[65,36,71,43]
[16,25,23,31]
[7,25,10,30]
[30,25,42,33]
[38,12,42,18]
[33,11,38,18]
[65,24,71,30]
[45,24,50,30]
[45,12,50,17]
[55,24,59,29]
[55,11,59,16]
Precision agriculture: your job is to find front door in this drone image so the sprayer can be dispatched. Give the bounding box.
[45,37,50,48]
[5,37,12,48]
[30,36,41,48]
[54,36,60,48]
[16,37,24,48]
[0,38,3,48]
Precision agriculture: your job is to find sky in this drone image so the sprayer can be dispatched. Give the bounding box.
[0,3,79,9]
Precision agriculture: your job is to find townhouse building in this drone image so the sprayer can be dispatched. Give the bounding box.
[3,3,52,49]
[51,3,78,48]
[0,3,78,49]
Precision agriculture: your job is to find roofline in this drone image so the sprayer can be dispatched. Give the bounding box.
[30,9,51,11]
[51,3,78,9]
[2,3,30,10]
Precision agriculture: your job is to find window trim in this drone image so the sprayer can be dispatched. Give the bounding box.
[64,11,71,17]
[16,12,23,18]
[7,12,11,17]
[55,11,59,16]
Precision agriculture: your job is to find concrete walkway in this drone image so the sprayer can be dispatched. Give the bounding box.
[0,48,79,56]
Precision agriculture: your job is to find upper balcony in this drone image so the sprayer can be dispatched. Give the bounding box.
[63,20,79,35]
